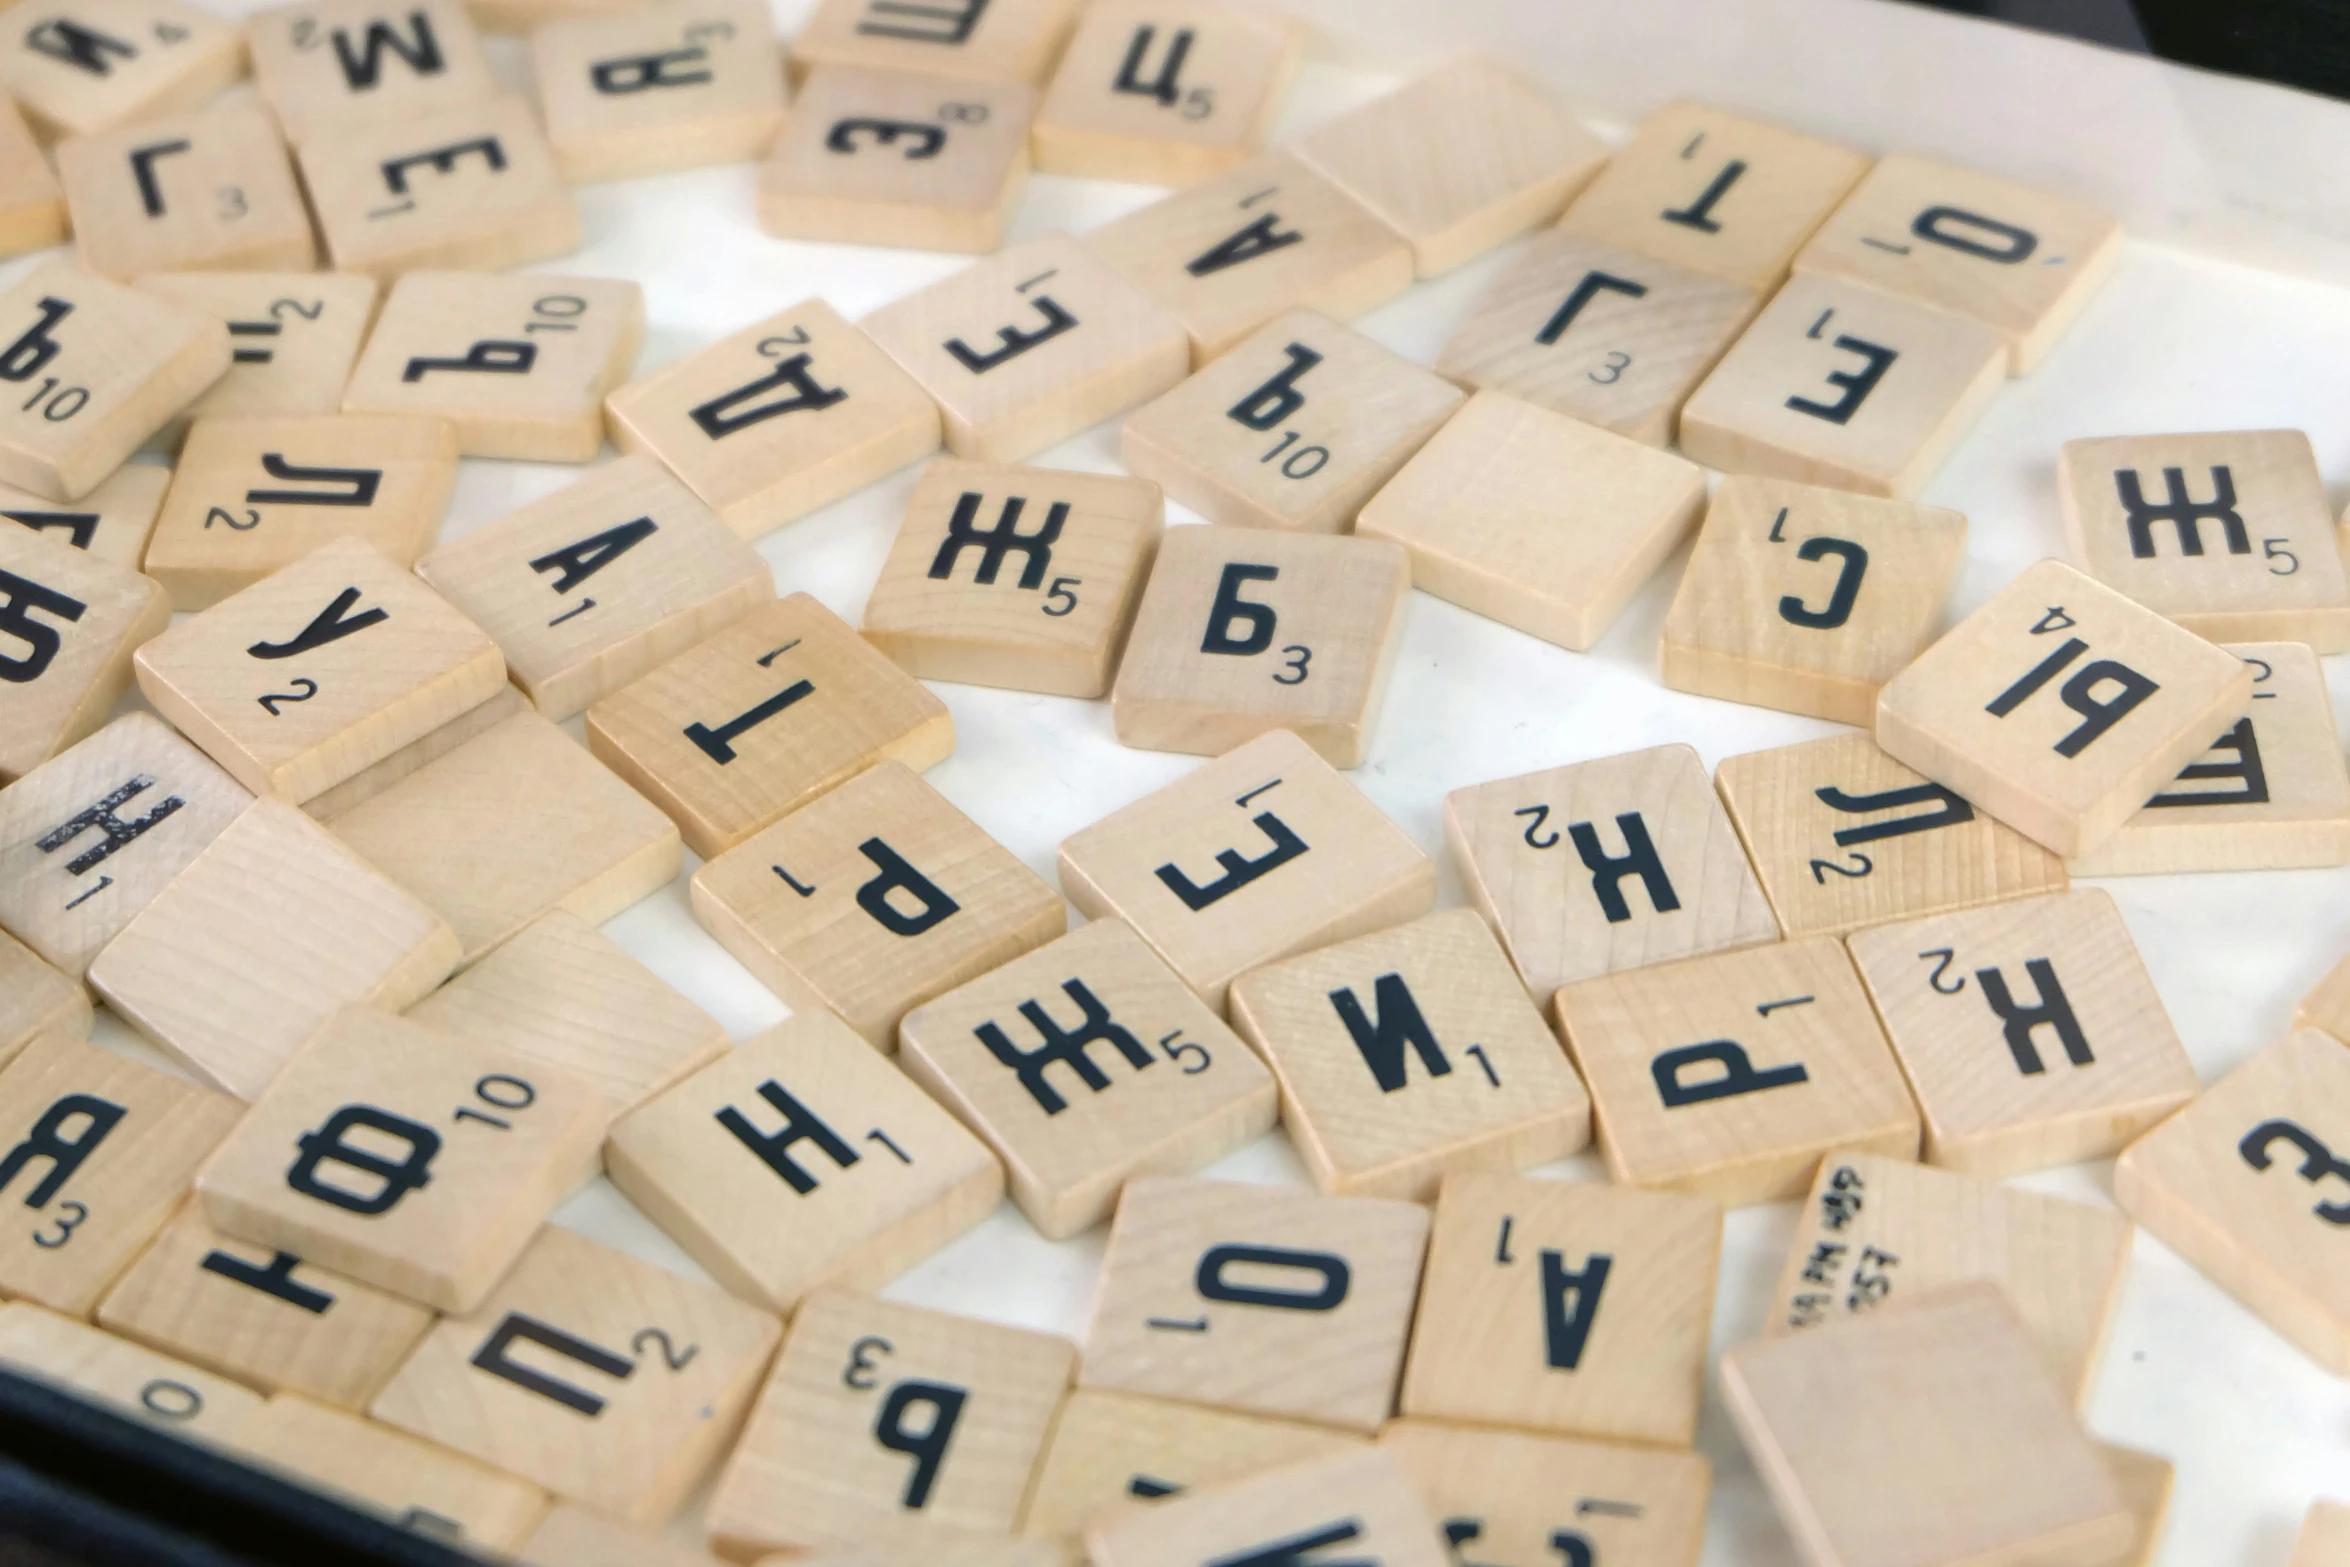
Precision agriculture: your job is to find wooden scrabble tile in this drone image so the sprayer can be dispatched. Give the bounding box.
[1078,1175,1428,1433]
[1087,1445,1447,1567]
[1227,910,1591,1201]
[0,1300,263,1442]
[1679,273,2007,499]
[1444,744,1779,999]
[1058,728,1436,1013]
[136,271,380,442]
[1794,154,2123,375]
[1356,389,1707,651]
[58,102,315,282]
[1030,3,1296,187]
[299,97,582,279]
[1110,525,1408,768]
[0,1,244,142]
[301,683,526,822]
[788,1541,1072,1567]
[1081,152,1412,364]
[706,1290,1074,1556]
[2293,1502,2350,1567]
[469,0,647,33]
[2101,1445,2175,1567]
[1552,936,1920,1206]
[248,0,497,145]
[790,0,1077,86]
[533,0,785,184]
[860,459,1159,699]
[1292,60,1606,278]
[1875,557,2256,858]
[2298,951,2350,1044]
[2059,430,2350,650]
[1121,309,1462,535]
[340,272,645,462]
[1380,1419,1711,1567]
[1557,100,1871,294]
[326,708,682,965]
[143,414,459,610]
[604,298,940,539]
[0,261,230,501]
[0,1030,242,1316]
[0,928,89,1069]
[1,462,169,570]
[1713,732,2068,942]
[863,233,1191,464]
[691,760,1063,1048]
[2114,1028,2350,1373]
[522,1503,730,1567]
[0,94,64,257]
[94,1206,434,1409]
[1721,1282,2133,1567]
[1659,475,1968,724]
[230,1393,551,1551]
[0,529,170,785]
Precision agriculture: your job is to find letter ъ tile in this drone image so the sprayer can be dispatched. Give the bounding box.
[1553,936,1920,1206]
[586,594,954,861]
[1874,558,2255,858]
[58,102,315,281]
[0,463,168,571]
[1058,728,1436,1013]
[248,0,498,145]
[1087,1446,1448,1567]
[0,1,244,142]
[605,1009,1003,1313]
[533,0,787,184]
[521,1505,731,1567]
[1228,909,1592,1201]
[135,272,381,440]
[0,1300,264,1442]
[691,760,1063,1050]
[2292,1503,2350,1567]
[1379,1419,1712,1567]
[0,95,65,257]
[0,1030,243,1316]
[1110,525,1409,768]
[0,929,90,1069]
[1031,3,1300,187]
[1077,1175,1429,1433]
[706,1290,1075,1556]
[1660,475,1968,725]
[0,528,170,785]
[790,0,1078,86]
[2114,1028,2350,1374]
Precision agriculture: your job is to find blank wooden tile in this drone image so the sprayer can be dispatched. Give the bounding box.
[758,67,1030,255]
[604,298,941,539]
[2,462,167,571]
[1558,99,1871,294]
[301,683,525,822]
[0,928,89,1069]
[340,272,644,462]
[0,1,244,142]
[605,1009,1003,1312]
[1380,1419,1711,1567]
[1058,728,1436,1013]
[299,98,581,279]
[248,0,498,145]
[1081,152,1411,366]
[1078,1175,1428,1433]
[0,529,170,784]
[0,1301,263,1442]
[2113,1027,2350,1373]
[535,0,786,184]
[691,760,1063,1049]
[2293,1502,2350,1567]
[1553,936,1919,1206]
[136,271,381,439]
[1088,1445,1447,1567]
[586,594,953,860]
[1110,525,1408,768]
[1031,3,1297,187]
[706,1290,1074,1557]
[0,94,64,257]
[0,1029,242,1316]
[58,102,315,281]
[860,458,1160,699]
[1660,475,1967,725]
[1357,389,1707,651]
[1795,154,2123,375]
[1875,557,2256,858]
[522,1504,730,1567]
[790,0,1077,86]
[95,1206,434,1409]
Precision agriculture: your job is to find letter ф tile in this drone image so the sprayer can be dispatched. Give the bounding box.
[790,0,1078,86]
[605,1009,1003,1313]
[1227,909,1591,1201]
[1357,390,1707,653]
[692,760,1063,1050]
[248,0,499,145]
[2292,1503,2350,1567]
[706,1290,1074,1557]
[533,0,787,185]
[2114,1028,2350,1374]
[0,1030,243,1317]
[1110,525,1408,769]
[0,529,170,785]
[0,929,90,1070]
[1077,1175,1429,1433]
[135,272,381,439]
[1031,3,1300,188]
[1087,1446,1448,1567]
[1874,558,2254,858]
[1380,1420,1712,1567]
[1057,729,1436,1013]
[0,1300,264,1442]
[1553,937,1919,1207]
[0,96,64,257]
[0,1,245,142]
[0,464,169,571]
[1660,476,1968,726]
[58,102,316,281]
[586,594,954,861]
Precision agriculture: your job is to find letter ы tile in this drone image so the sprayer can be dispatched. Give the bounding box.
[860,459,1160,700]
[0,1,244,142]
[248,0,498,145]
[790,0,1079,86]
[521,1505,732,1567]
[1380,1420,1712,1567]
[2114,1028,2350,1373]
[1874,558,2255,858]
[587,594,953,862]
[1110,525,1408,769]
[1057,728,1436,1013]
[0,95,64,258]
[1794,154,2123,374]
[1721,1282,2134,1567]
[2292,1503,2350,1567]
[0,1300,263,1442]
[0,1030,243,1317]
[1077,1175,1429,1434]
[58,102,316,281]
[1227,909,1591,1201]
[604,297,941,540]
[0,528,170,785]
[0,463,168,571]
[0,929,91,1070]
[135,272,381,439]
[1660,476,1967,726]
[1357,390,1707,653]
[692,760,1063,1050]
[1087,1446,1449,1567]
[706,1291,1074,1557]
[534,0,787,184]
[606,1010,1002,1313]
[1553,937,1919,1207]
[1031,3,1300,188]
